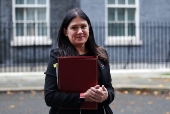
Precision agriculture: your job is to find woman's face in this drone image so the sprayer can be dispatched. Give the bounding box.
[64,17,89,47]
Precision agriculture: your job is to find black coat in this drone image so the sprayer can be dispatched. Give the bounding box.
[44,49,115,114]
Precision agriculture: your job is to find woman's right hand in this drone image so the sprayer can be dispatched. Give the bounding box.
[84,85,101,102]
[84,85,108,103]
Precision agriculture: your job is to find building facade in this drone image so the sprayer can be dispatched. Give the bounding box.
[0,0,170,71]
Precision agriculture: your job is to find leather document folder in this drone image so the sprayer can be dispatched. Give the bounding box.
[58,56,98,110]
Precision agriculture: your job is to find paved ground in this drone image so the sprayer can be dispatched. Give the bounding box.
[111,91,170,114]
[0,91,169,114]
[0,91,49,114]
[0,69,170,114]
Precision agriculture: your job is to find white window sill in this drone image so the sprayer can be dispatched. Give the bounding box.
[10,36,52,46]
[105,37,143,46]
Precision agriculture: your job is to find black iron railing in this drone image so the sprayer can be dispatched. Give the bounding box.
[0,22,170,72]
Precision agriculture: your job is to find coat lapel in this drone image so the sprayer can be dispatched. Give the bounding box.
[98,59,107,85]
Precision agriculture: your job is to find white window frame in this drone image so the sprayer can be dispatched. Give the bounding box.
[11,0,51,46]
[105,0,142,46]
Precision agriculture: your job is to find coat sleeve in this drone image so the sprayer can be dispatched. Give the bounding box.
[102,51,115,105]
[44,49,80,108]
[102,61,115,105]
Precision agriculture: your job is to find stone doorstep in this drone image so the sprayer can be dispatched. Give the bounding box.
[0,87,44,92]
[0,69,169,75]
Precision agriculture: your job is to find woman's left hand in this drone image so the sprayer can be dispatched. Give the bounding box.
[89,85,108,103]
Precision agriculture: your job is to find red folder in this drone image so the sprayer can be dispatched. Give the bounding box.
[58,56,98,110]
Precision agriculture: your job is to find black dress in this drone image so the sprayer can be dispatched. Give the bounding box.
[44,48,115,114]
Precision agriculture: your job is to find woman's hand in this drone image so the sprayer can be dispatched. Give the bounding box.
[84,85,108,103]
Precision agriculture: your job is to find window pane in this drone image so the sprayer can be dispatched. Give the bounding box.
[118,0,125,4]
[118,8,125,21]
[38,23,47,36]
[27,23,35,36]
[26,8,35,20]
[38,0,46,4]
[117,23,125,36]
[128,0,135,4]
[37,8,46,20]
[16,8,24,20]
[26,0,35,4]
[108,23,115,36]
[108,23,125,36]
[128,23,135,36]
[108,0,115,4]
[16,0,24,4]
[16,23,24,36]
[128,8,135,21]
[108,8,115,21]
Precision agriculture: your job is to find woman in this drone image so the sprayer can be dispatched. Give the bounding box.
[44,8,115,114]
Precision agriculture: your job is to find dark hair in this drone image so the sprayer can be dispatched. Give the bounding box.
[57,8,108,61]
